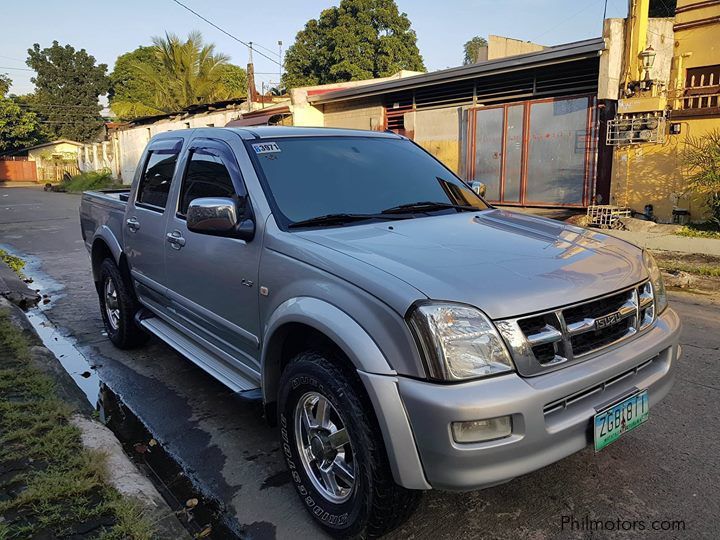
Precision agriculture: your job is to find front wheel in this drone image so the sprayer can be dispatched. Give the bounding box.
[278,351,421,538]
[98,258,148,349]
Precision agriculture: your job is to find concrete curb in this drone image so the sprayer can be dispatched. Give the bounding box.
[0,297,190,539]
[0,259,40,309]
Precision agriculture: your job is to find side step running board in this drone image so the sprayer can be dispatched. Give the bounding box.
[138,316,260,393]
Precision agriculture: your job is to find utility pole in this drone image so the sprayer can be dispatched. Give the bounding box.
[278,40,283,84]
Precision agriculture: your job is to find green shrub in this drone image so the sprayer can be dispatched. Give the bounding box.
[0,248,25,275]
[61,169,118,192]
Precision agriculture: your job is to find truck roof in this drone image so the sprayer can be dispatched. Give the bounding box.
[226,126,404,140]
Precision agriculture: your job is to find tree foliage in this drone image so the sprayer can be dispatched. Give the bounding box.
[0,98,45,153]
[649,0,676,17]
[282,0,425,88]
[682,129,720,224]
[26,41,109,142]
[463,36,488,65]
[0,74,11,97]
[109,32,247,119]
[109,46,165,120]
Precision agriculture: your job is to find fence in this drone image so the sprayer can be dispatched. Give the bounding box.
[0,157,37,182]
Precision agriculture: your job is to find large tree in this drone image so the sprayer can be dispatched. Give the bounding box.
[109,46,164,120]
[0,77,45,153]
[110,32,247,119]
[109,40,247,120]
[26,41,109,142]
[463,36,488,65]
[0,74,11,97]
[282,0,425,88]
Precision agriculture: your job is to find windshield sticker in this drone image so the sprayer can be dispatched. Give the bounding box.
[252,142,281,154]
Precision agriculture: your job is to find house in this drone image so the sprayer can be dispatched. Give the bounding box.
[1,140,82,183]
[608,0,720,222]
[289,38,612,209]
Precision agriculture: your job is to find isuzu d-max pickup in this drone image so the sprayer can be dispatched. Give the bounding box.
[80,127,680,538]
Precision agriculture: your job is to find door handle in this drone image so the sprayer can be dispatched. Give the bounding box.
[166,231,186,249]
[126,217,140,232]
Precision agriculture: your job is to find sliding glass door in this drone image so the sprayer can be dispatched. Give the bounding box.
[468,95,595,207]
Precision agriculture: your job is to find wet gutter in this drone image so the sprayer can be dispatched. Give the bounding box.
[1,247,244,539]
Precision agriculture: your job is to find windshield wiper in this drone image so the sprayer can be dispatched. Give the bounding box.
[380,201,478,214]
[288,212,407,229]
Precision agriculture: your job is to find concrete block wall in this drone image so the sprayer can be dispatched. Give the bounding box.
[322,98,385,131]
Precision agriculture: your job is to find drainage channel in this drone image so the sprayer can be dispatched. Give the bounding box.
[8,250,244,540]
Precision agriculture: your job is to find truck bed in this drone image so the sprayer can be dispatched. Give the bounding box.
[79,189,130,253]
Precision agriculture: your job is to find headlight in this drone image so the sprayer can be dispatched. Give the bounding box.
[407,303,514,381]
[643,251,668,314]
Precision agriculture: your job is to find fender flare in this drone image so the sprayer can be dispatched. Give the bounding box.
[262,297,395,397]
[261,296,430,490]
[90,225,123,280]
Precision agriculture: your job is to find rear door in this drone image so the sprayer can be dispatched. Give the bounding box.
[124,137,183,313]
[162,135,261,377]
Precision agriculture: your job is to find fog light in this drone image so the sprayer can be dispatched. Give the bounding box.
[451,416,512,443]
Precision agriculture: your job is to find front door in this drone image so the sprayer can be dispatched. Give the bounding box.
[162,136,261,377]
[124,137,183,313]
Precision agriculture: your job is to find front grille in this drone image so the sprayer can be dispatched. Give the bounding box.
[496,282,656,377]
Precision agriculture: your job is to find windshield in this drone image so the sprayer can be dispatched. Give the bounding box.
[249,136,489,228]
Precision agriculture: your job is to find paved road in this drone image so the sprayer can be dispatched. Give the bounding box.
[1,186,719,539]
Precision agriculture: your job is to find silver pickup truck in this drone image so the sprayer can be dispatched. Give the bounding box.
[80,127,681,538]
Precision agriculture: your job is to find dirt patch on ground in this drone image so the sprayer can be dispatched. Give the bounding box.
[653,251,720,291]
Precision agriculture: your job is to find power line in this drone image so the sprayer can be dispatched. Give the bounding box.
[531,0,603,42]
[0,66,34,72]
[169,0,282,67]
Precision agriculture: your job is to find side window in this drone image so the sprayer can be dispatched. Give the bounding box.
[178,150,236,215]
[136,150,179,209]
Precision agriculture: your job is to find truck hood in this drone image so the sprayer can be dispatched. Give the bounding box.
[297,209,648,320]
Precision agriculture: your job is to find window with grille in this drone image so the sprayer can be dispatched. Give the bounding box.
[683,65,720,111]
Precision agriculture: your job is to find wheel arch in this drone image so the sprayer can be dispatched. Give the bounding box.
[262,297,430,490]
[261,297,395,407]
[90,228,132,293]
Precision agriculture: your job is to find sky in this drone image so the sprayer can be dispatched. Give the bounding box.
[0,0,629,98]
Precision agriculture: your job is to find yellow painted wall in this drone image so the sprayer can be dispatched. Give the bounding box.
[406,108,463,173]
[610,1,720,222]
[27,142,80,162]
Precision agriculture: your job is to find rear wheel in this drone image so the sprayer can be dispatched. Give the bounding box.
[98,258,148,349]
[278,351,421,538]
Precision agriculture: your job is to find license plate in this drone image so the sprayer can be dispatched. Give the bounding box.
[594,390,649,451]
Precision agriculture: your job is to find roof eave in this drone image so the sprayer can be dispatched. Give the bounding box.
[308,37,605,105]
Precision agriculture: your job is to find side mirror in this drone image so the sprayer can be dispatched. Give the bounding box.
[470,181,487,198]
[187,197,255,241]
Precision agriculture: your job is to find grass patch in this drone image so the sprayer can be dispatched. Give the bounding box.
[675,222,720,239]
[657,260,720,277]
[0,249,25,276]
[0,309,155,540]
[60,170,123,193]
[653,250,720,278]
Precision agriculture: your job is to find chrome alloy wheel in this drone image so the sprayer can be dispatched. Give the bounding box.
[104,277,120,331]
[294,391,356,503]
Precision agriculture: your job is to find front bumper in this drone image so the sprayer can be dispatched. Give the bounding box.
[365,307,681,491]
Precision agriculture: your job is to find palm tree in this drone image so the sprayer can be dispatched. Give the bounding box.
[134,32,240,112]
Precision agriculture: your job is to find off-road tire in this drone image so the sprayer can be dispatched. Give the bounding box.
[98,258,148,349]
[278,351,422,538]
